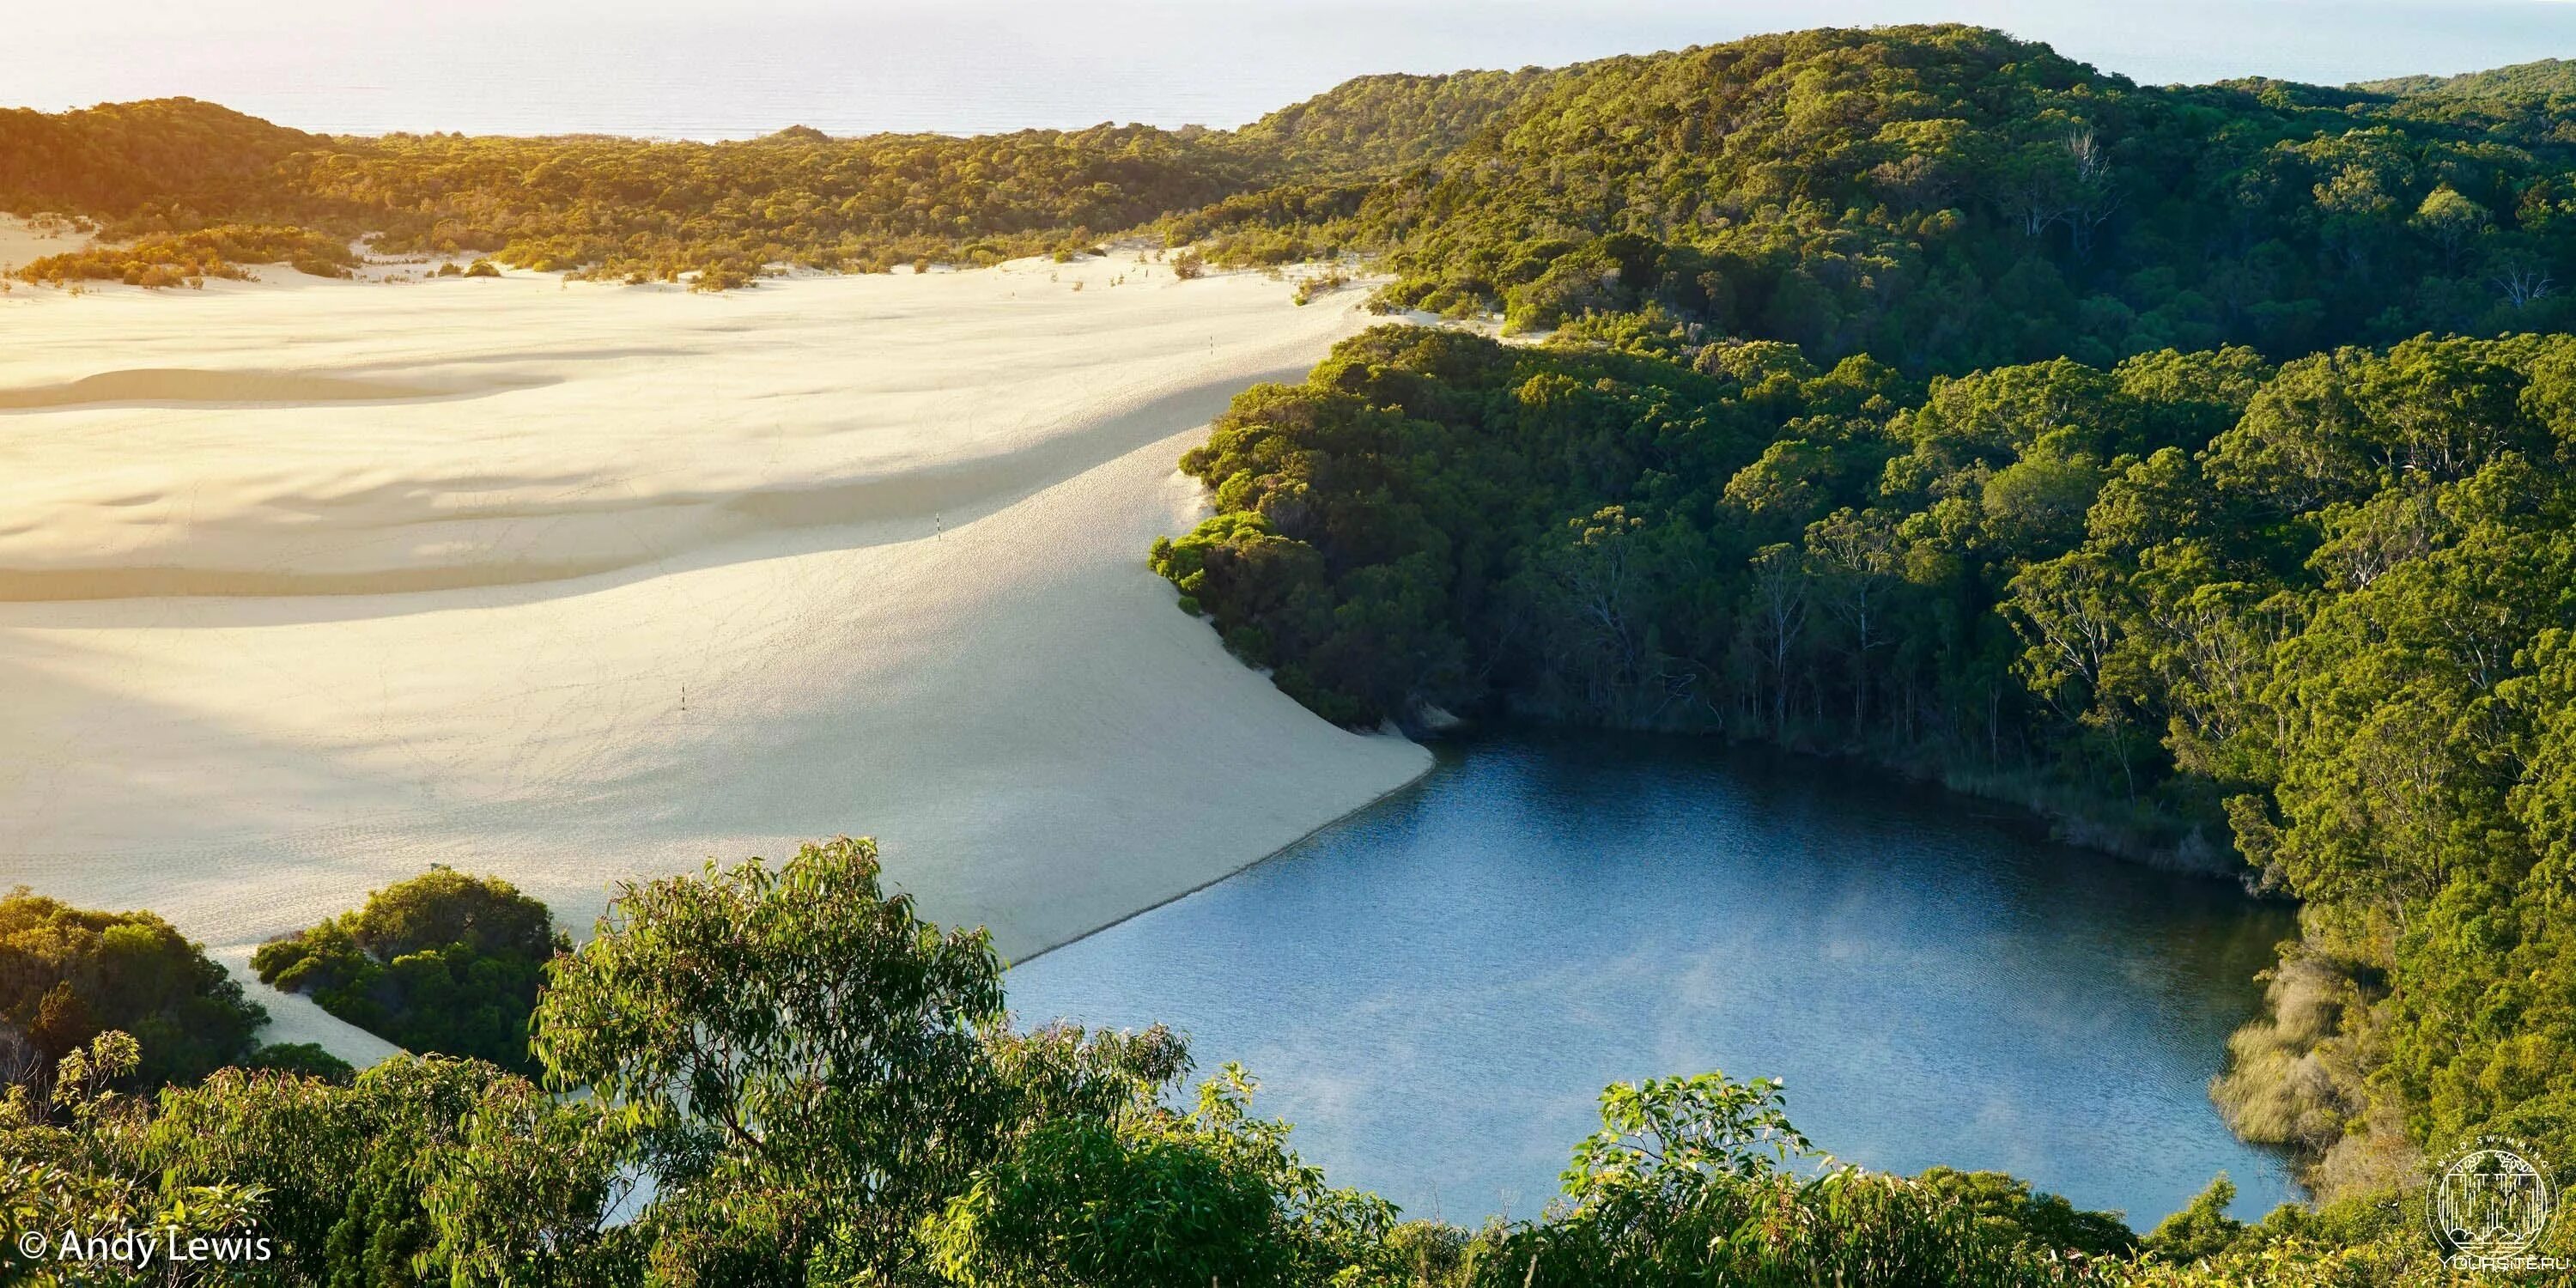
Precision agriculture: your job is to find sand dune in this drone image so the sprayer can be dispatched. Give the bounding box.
[0,256,1429,1061]
[0,368,464,410]
[0,213,91,276]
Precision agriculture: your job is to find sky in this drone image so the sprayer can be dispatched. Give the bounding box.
[8,1,2576,138]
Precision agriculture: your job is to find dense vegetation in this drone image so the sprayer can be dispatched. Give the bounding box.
[0,99,319,219]
[1179,26,2576,374]
[2354,58,2576,101]
[0,98,1290,286]
[0,890,276,1091]
[29,17,2576,336]
[0,97,1265,284]
[15,225,355,286]
[251,869,568,1074]
[1229,68,1570,179]
[4,18,2555,332]
[3,845,2492,1286]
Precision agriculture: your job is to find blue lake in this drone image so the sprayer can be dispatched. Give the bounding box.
[1009,731,2299,1229]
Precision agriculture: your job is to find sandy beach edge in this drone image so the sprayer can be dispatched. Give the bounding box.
[1005,742,1437,969]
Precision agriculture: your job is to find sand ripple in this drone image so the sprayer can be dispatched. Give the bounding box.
[0,259,1430,1061]
[0,368,471,409]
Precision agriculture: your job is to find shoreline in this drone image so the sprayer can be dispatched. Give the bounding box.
[1005,743,1437,969]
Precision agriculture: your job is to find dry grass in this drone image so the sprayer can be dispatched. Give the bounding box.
[2208,945,2410,1202]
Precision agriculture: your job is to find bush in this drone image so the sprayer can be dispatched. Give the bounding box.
[926,1116,1291,1288]
[926,1063,1396,1288]
[1470,1073,2127,1287]
[252,868,566,1072]
[0,888,266,1090]
[1291,269,1351,306]
[239,1041,356,1083]
[14,224,356,286]
[690,261,756,291]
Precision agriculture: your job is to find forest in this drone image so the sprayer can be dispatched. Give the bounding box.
[16,19,2576,339]
[1176,26,2576,371]
[6,18,2576,1285]
[0,98,1265,285]
[1142,22,2576,1284]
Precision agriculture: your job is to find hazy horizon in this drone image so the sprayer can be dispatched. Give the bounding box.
[9,0,2576,140]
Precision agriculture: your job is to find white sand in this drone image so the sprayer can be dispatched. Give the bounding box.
[0,254,1430,1062]
[0,213,91,275]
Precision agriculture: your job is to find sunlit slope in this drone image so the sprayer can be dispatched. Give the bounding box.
[0,259,1429,1060]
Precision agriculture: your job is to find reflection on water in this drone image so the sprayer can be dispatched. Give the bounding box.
[1009,731,2299,1228]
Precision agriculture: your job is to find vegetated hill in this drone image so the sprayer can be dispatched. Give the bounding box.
[0,65,1546,285]
[284,124,1270,279]
[1181,23,2576,373]
[0,107,1289,283]
[17,22,2576,367]
[1232,65,1570,176]
[2356,56,2576,100]
[0,97,325,218]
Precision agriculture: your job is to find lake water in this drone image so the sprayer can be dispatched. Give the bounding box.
[12,1,2576,139]
[1009,731,2300,1230]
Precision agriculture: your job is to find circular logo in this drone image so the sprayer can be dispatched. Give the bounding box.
[2432,1139,2555,1256]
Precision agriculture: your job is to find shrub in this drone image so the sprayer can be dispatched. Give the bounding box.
[252,868,566,1072]
[1464,1073,2128,1286]
[0,888,266,1089]
[690,261,756,291]
[926,1063,1397,1288]
[239,1041,355,1083]
[14,224,356,286]
[1291,269,1350,306]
